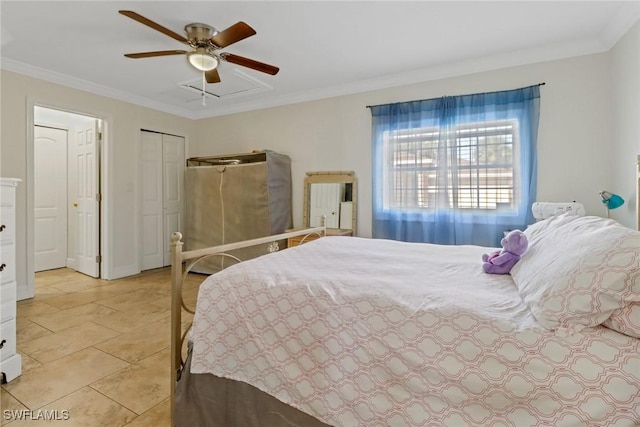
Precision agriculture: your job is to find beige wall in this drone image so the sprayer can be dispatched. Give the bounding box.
[611,20,640,228]
[0,70,195,296]
[193,52,615,237]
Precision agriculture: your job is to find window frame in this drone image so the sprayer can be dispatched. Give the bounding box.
[381,118,522,215]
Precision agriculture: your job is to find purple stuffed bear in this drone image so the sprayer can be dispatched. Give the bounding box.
[482,230,528,274]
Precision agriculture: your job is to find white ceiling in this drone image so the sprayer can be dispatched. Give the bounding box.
[2,1,639,119]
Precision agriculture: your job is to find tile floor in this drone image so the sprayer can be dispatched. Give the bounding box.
[1,267,200,426]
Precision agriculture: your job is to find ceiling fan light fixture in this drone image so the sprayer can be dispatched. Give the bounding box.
[187,49,218,71]
[120,11,278,83]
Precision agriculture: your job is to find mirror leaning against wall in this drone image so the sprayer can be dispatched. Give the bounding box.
[303,171,357,236]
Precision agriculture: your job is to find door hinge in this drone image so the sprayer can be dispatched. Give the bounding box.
[96,255,102,263]
[96,193,102,202]
[97,132,103,141]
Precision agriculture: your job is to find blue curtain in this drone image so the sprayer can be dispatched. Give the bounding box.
[370,85,540,247]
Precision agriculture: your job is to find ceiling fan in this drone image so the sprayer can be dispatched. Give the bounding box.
[119,10,279,84]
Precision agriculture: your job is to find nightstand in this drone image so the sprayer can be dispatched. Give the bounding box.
[287,228,352,248]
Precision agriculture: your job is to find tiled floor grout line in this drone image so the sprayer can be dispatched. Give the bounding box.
[3,268,174,426]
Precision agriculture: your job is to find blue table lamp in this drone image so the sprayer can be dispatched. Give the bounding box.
[599,191,624,217]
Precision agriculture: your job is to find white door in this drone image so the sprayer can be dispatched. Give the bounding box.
[310,183,341,228]
[75,121,100,277]
[140,131,184,270]
[162,134,184,266]
[34,126,68,271]
[141,131,164,270]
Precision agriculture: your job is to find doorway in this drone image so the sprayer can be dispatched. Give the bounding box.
[31,106,102,290]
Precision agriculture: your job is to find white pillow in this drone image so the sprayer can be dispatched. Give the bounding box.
[510,213,640,336]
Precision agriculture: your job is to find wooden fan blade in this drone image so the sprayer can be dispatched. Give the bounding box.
[211,22,256,48]
[220,53,279,75]
[119,10,188,44]
[205,68,221,84]
[124,50,187,59]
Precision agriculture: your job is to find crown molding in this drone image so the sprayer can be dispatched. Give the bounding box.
[0,58,197,119]
[600,3,640,49]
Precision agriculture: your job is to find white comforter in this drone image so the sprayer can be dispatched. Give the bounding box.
[190,236,640,427]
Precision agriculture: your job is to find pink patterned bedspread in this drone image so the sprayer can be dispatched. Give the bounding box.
[190,237,640,426]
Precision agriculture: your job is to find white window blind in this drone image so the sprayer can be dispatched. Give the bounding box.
[383,120,519,212]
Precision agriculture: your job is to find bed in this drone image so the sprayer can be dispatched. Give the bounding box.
[170,216,640,426]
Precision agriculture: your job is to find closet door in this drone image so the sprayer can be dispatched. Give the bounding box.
[140,131,164,270]
[162,134,184,266]
[34,126,68,271]
[140,130,184,271]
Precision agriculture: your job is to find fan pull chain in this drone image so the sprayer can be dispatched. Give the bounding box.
[201,71,206,106]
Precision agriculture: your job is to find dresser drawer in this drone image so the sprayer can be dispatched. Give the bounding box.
[0,207,15,246]
[0,245,15,286]
[0,282,16,323]
[0,319,16,361]
[287,234,321,247]
[286,228,352,248]
[0,185,16,208]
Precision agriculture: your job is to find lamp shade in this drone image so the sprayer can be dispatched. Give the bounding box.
[600,191,624,210]
[187,49,218,71]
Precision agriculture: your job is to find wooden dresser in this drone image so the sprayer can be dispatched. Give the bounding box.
[287,228,352,248]
[0,178,21,383]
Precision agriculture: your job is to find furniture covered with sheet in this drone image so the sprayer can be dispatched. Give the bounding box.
[185,151,292,273]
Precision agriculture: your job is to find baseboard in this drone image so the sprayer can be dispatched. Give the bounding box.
[66,258,76,269]
[109,264,140,280]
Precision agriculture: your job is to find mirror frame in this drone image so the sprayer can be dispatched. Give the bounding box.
[303,171,357,234]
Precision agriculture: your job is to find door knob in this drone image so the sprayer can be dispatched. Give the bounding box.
[73,201,78,207]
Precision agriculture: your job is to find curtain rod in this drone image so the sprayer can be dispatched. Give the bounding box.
[365,82,546,109]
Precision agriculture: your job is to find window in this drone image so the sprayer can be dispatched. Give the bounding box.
[369,84,540,246]
[384,120,519,213]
